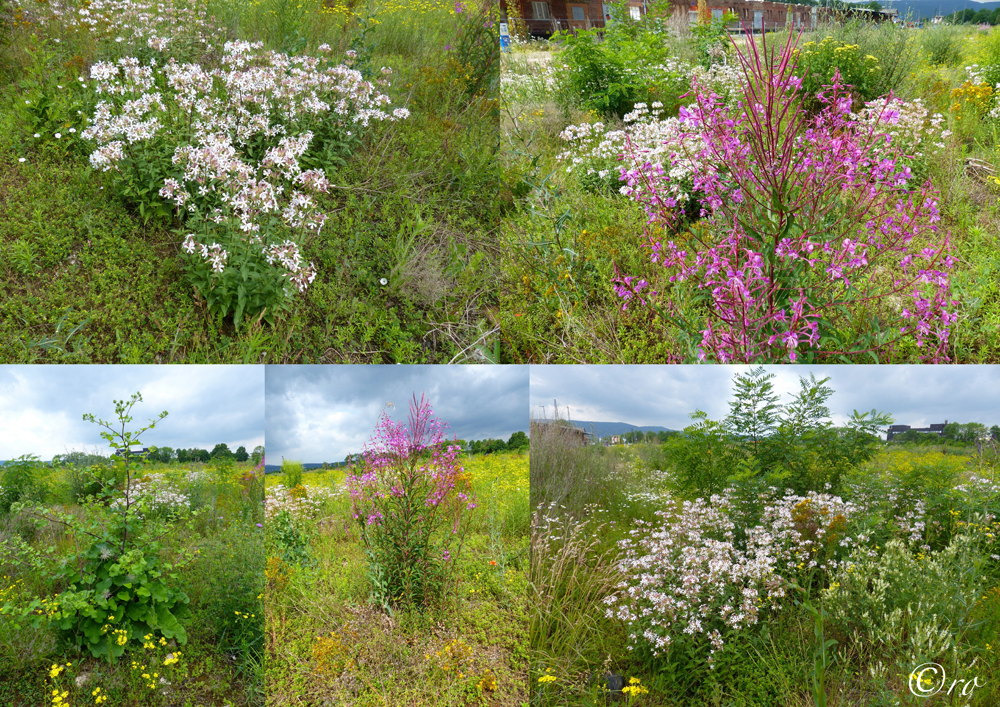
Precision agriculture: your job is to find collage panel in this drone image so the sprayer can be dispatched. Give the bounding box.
[497,3,1000,365]
[0,365,265,707]
[529,365,1000,706]
[1,0,500,364]
[263,365,529,706]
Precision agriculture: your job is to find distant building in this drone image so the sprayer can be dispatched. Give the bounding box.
[533,420,593,444]
[113,447,150,458]
[502,0,895,38]
[886,423,947,442]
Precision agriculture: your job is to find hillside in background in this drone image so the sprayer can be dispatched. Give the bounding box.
[847,0,1000,19]
[568,420,676,437]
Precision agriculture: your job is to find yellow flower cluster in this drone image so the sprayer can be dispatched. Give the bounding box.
[312,631,356,674]
[49,662,71,679]
[426,637,474,678]
[477,669,497,692]
[950,81,993,121]
[622,676,649,697]
[92,687,107,705]
[163,651,182,667]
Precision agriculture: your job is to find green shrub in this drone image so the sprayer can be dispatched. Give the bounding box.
[922,23,965,67]
[795,36,882,106]
[280,460,304,489]
[0,455,48,516]
[555,25,690,118]
[823,535,987,667]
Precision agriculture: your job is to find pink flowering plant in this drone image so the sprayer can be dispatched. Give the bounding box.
[346,395,475,609]
[81,41,410,326]
[613,30,956,363]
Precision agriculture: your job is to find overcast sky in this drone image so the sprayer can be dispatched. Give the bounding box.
[266,366,530,463]
[531,366,1000,430]
[0,366,265,461]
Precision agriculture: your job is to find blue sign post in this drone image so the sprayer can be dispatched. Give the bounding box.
[500,22,511,52]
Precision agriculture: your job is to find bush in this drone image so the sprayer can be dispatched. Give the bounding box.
[0,455,48,516]
[555,25,690,118]
[824,535,987,667]
[922,23,965,67]
[81,42,410,327]
[795,36,881,107]
[280,460,304,490]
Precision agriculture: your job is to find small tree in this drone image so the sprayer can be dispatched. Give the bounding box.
[234,445,249,462]
[251,445,265,465]
[211,443,233,460]
[507,430,529,450]
[3,393,197,660]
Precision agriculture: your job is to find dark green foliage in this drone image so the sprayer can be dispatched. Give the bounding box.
[53,539,191,659]
[0,455,48,516]
[211,443,233,460]
[506,430,529,450]
[554,24,688,118]
[272,509,311,566]
[671,369,892,497]
[188,522,264,680]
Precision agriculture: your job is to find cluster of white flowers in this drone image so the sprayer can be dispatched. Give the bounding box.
[111,473,190,516]
[557,102,708,208]
[264,483,344,522]
[500,62,557,105]
[691,63,745,108]
[82,41,409,292]
[606,489,860,661]
[850,97,950,175]
[13,0,217,56]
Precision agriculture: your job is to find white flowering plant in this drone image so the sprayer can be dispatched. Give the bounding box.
[822,534,988,670]
[82,41,410,326]
[605,489,858,666]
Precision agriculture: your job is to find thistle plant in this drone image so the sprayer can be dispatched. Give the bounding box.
[613,29,956,363]
[1,393,199,660]
[346,394,475,609]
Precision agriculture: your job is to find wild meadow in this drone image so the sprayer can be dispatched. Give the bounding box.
[499,9,1000,363]
[264,398,529,706]
[530,369,1000,706]
[0,393,265,707]
[0,0,502,363]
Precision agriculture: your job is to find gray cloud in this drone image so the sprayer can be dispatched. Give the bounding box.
[265,365,530,463]
[530,365,1000,430]
[0,365,265,460]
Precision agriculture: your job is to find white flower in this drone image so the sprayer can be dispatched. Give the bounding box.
[55,133,62,139]
[380,278,388,285]
[33,133,40,138]
[18,158,26,163]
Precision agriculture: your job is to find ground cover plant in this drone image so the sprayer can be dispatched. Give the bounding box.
[264,397,529,706]
[0,393,265,707]
[498,8,1000,363]
[529,371,1000,706]
[0,0,505,363]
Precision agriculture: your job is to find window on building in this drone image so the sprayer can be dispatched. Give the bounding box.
[532,1,551,19]
[571,5,586,20]
[630,5,640,19]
